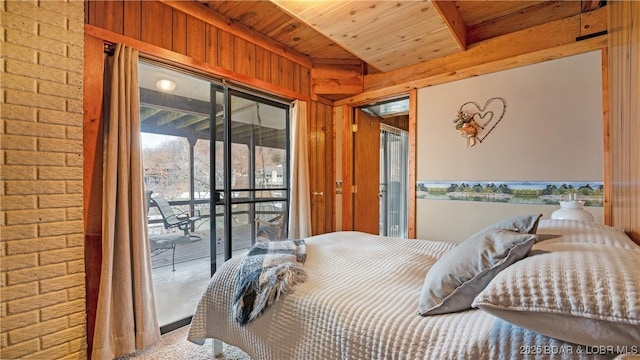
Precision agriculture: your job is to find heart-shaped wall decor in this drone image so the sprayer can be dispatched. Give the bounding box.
[458,97,506,143]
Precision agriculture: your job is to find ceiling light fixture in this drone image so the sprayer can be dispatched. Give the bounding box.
[156,79,176,92]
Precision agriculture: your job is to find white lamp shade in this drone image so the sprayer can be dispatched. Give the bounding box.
[551,201,594,221]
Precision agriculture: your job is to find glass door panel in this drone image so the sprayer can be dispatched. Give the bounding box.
[139,61,221,331]
[220,90,289,255]
[138,61,289,333]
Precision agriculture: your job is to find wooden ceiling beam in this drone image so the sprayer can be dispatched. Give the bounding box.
[176,115,209,129]
[157,112,187,126]
[432,0,467,51]
[311,66,363,96]
[351,8,607,103]
[140,106,163,121]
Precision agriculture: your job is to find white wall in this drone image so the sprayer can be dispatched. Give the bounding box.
[416,51,604,242]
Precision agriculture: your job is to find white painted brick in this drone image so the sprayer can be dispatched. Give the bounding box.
[5,150,66,166]
[8,316,67,345]
[6,89,67,111]
[40,273,84,293]
[1,73,37,92]
[65,180,83,195]
[23,342,71,360]
[6,208,66,225]
[39,246,83,266]
[0,338,40,359]
[5,119,66,138]
[0,135,37,150]
[0,311,39,332]
[39,80,82,100]
[38,220,83,238]
[4,1,67,28]
[0,104,37,122]
[65,125,83,139]
[0,165,37,180]
[2,0,86,357]
[1,10,38,34]
[66,207,83,221]
[66,259,84,274]
[66,285,85,301]
[6,263,67,286]
[38,194,82,209]
[0,41,38,63]
[6,235,67,255]
[38,108,82,126]
[0,224,37,241]
[38,166,83,180]
[38,138,82,153]
[39,52,83,74]
[0,282,38,302]
[5,180,66,195]
[0,253,37,271]
[5,28,66,56]
[40,300,84,322]
[5,58,66,83]
[0,195,37,211]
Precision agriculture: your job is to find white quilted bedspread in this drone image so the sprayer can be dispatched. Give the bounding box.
[188,230,613,359]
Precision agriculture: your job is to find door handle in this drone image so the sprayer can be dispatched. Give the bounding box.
[312,192,323,196]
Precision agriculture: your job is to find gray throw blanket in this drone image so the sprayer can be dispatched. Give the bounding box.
[233,239,307,325]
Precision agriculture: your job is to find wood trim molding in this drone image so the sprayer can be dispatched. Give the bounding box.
[407,88,417,239]
[341,104,353,231]
[158,0,313,68]
[85,24,311,102]
[601,47,611,226]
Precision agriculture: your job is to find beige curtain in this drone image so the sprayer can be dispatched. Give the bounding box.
[92,44,160,359]
[607,1,640,237]
[288,100,312,238]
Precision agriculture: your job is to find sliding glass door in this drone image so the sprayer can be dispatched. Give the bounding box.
[138,61,289,332]
[380,124,409,238]
[217,90,289,266]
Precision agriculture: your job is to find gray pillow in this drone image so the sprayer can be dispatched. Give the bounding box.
[418,228,537,316]
[482,213,542,234]
[472,221,640,347]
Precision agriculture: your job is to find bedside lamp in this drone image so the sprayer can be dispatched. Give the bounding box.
[551,193,594,222]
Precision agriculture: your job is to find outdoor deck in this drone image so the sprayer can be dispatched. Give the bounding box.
[149,226,254,270]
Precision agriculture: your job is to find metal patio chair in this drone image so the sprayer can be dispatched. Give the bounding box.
[150,195,202,241]
[145,191,194,271]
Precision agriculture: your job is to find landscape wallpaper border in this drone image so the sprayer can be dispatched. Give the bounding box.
[416,181,604,207]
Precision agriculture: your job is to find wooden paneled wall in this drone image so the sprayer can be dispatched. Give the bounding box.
[309,102,335,235]
[85,0,310,98]
[84,0,337,236]
[83,3,336,353]
[607,1,640,245]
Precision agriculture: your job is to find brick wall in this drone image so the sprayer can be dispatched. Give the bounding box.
[1,1,87,359]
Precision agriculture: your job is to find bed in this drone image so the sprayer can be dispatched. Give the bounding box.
[188,217,640,359]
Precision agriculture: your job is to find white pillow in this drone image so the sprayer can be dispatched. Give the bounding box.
[473,222,640,347]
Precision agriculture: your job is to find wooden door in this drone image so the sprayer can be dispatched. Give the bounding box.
[309,101,335,235]
[353,109,380,234]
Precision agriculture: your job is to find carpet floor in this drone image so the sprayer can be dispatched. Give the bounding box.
[117,326,251,360]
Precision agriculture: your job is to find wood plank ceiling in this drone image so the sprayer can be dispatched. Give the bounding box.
[198,1,602,73]
[142,0,604,138]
